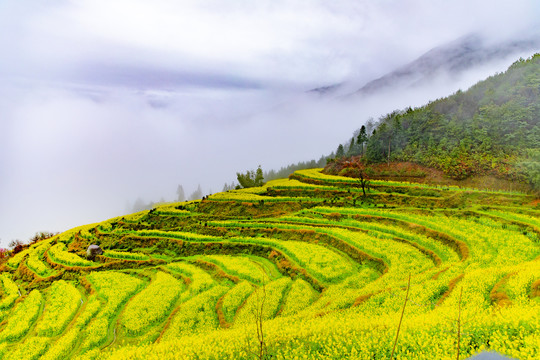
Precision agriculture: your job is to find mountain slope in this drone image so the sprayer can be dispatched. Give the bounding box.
[352,34,540,97]
[338,54,540,190]
[310,33,540,98]
[0,169,538,360]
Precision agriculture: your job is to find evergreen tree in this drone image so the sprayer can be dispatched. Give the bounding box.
[189,184,203,200]
[336,144,345,158]
[357,125,368,156]
[347,137,356,156]
[176,185,185,202]
[263,156,327,181]
[518,149,540,192]
[255,166,264,185]
[132,197,148,212]
[222,182,237,191]
[237,165,264,188]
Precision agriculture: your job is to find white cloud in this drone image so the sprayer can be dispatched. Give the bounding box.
[0,0,539,245]
[6,0,535,88]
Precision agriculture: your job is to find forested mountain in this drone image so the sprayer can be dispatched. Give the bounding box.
[343,54,540,190]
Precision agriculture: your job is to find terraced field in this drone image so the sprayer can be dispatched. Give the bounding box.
[0,168,538,359]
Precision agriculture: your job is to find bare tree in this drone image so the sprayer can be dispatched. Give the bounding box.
[8,239,24,249]
[350,167,370,197]
[391,274,411,359]
[456,287,463,360]
[245,267,273,360]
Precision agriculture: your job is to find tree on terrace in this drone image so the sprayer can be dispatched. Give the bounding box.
[351,166,371,197]
[237,165,264,188]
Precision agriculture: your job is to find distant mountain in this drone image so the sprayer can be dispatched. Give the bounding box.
[309,33,540,97]
[308,83,342,96]
[352,34,540,97]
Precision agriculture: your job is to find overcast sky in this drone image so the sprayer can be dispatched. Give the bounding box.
[1,0,540,246]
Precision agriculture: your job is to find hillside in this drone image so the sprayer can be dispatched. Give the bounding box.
[0,168,538,359]
[339,54,540,191]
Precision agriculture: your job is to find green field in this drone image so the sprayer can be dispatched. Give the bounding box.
[0,169,539,359]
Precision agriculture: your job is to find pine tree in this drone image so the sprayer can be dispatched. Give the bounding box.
[336,144,345,158]
[189,184,203,200]
[255,166,264,186]
[357,125,368,156]
[176,185,185,202]
[132,197,148,212]
[347,137,356,156]
[237,165,264,188]
[222,182,237,191]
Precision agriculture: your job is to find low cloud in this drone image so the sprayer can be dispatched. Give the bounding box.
[1,0,539,245]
